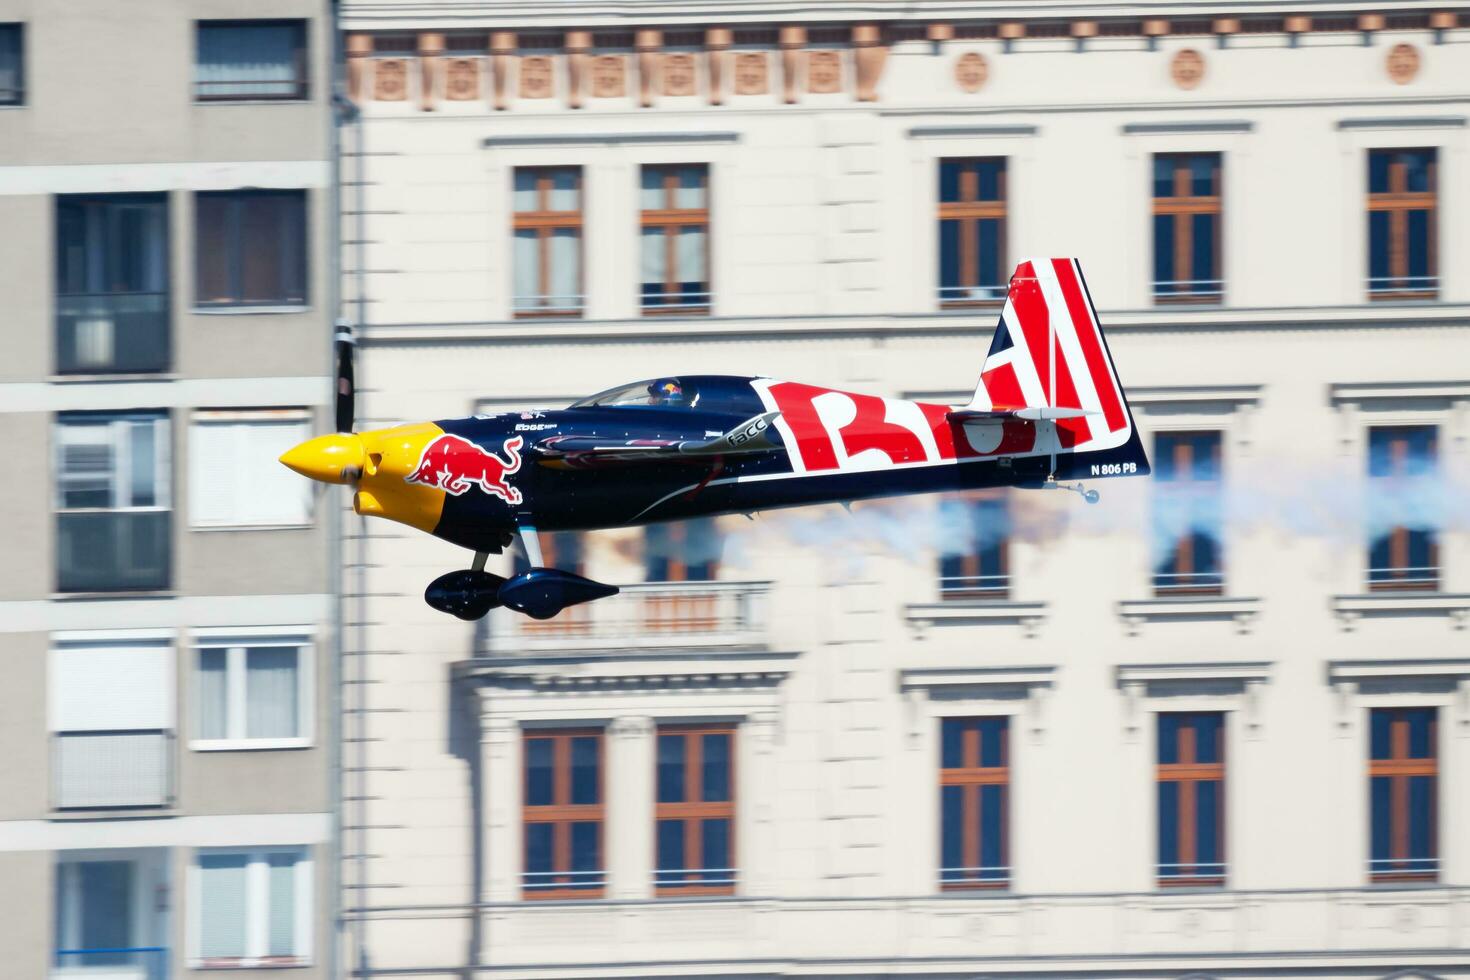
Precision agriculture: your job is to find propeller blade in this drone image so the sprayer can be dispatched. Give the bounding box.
[334,324,355,433]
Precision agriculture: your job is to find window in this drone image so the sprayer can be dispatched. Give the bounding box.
[194,636,310,748]
[56,194,171,374]
[939,717,1009,889]
[938,493,1009,599]
[195,21,308,101]
[1368,426,1438,591]
[640,164,711,314]
[1152,153,1223,303]
[1369,707,1438,882]
[55,412,171,592]
[655,724,736,894]
[513,167,583,317]
[1152,431,1223,595]
[1157,712,1225,887]
[938,158,1007,306]
[1367,148,1437,299]
[195,190,308,308]
[194,848,311,966]
[54,852,168,974]
[522,729,604,898]
[644,518,721,631]
[190,411,312,527]
[0,24,22,105]
[49,640,173,810]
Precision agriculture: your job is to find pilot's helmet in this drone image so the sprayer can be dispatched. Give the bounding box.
[647,379,684,404]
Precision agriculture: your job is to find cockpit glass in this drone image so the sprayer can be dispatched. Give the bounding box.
[570,378,701,409]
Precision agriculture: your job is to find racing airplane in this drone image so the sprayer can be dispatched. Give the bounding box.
[281,258,1150,621]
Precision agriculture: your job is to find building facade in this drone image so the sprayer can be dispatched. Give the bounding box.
[0,2,337,978]
[336,1,1470,977]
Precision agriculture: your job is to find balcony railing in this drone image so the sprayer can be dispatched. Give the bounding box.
[938,284,1006,306]
[1152,279,1224,303]
[53,730,174,810]
[940,865,1011,890]
[1368,565,1440,592]
[484,580,771,654]
[939,574,1010,601]
[1368,275,1438,300]
[54,947,167,980]
[56,510,170,592]
[1152,569,1225,595]
[56,292,169,374]
[1158,862,1227,887]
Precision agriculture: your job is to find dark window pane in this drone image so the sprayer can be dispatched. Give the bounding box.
[938,220,961,292]
[1369,534,1394,579]
[1368,210,1391,283]
[0,25,21,105]
[1368,151,1390,194]
[1153,214,1174,289]
[569,822,599,875]
[196,191,306,305]
[940,784,963,877]
[979,784,1004,878]
[570,736,599,805]
[702,818,730,880]
[524,738,553,806]
[939,161,962,203]
[941,719,964,769]
[1190,155,1216,196]
[1191,213,1216,287]
[1158,780,1179,868]
[1370,775,1391,862]
[702,733,730,802]
[1197,780,1221,865]
[977,159,1003,201]
[1403,150,1434,193]
[656,734,685,804]
[1194,714,1222,764]
[195,196,233,303]
[643,523,670,581]
[197,22,305,99]
[979,717,1006,768]
[656,819,684,874]
[1192,433,1222,481]
[977,218,1002,291]
[1406,529,1434,573]
[1408,709,1434,758]
[1157,715,1180,765]
[1153,156,1175,198]
[1370,710,1392,760]
[525,822,553,874]
[1408,775,1435,859]
[1406,209,1430,279]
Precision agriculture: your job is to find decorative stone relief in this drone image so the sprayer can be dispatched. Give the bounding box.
[374,59,408,101]
[734,51,768,95]
[808,50,842,93]
[955,51,989,93]
[520,55,554,98]
[1170,48,1205,90]
[663,52,698,96]
[445,58,479,100]
[1387,43,1420,85]
[590,55,626,97]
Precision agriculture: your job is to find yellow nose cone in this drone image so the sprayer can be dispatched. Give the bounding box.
[279,433,367,485]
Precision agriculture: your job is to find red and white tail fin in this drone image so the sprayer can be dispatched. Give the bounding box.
[962,258,1147,470]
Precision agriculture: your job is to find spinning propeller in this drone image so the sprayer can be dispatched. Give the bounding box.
[279,322,369,484]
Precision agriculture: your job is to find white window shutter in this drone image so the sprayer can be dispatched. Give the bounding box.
[50,642,173,731]
[190,420,239,526]
[192,414,310,527]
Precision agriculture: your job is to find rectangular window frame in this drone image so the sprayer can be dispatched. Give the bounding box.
[0,23,24,106]
[937,157,1008,309]
[188,845,313,968]
[654,723,737,897]
[521,727,606,900]
[1156,712,1226,888]
[1152,430,1224,596]
[939,716,1011,891]
[938,491,1010,601]
[193,189,309,310]
[512,166,585,319]
[1151,152,1224,304]
[1368,706,1439,883]
[194,20,309,103]
[188,409,313,529]
[1366,424,1439,592]
[639,163,712,316]
[190,630,313,751]
[1366,147,1438,301]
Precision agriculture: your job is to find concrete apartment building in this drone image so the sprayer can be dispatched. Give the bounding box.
[336,1,1470,977]
[0,2,337,978]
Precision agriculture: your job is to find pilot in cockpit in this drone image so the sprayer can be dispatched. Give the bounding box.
[646,379,686,406]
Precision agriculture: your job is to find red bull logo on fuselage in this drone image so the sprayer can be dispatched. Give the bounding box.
[404,433,524,504]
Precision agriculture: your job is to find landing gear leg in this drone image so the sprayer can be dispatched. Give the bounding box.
[517,526,544,568]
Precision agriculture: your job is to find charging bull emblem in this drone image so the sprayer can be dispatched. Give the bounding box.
[405,434,524,504]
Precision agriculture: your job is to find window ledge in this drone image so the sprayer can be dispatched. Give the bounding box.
[190,956,312,970]
[1117,596,1262,636]
[192,305,311,316]
[51,591,178,602]
[1331,592,1470,631]
[1328,657,1470,684]
[50,806,179,821]
[190,522,313,533]
[50,372,179,384]
[1117,661,1273,686]
[190,738,312,752]
[901,664,1056,692]
[904,600,1047,638]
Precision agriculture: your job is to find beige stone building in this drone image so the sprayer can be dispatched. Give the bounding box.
[0,2,338,978]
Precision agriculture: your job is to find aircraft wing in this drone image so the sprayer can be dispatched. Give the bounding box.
[533,411,782,466]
